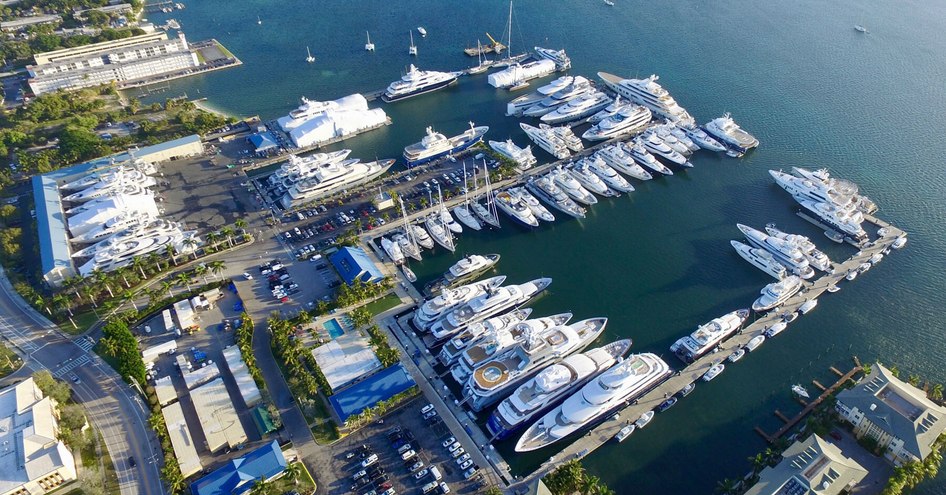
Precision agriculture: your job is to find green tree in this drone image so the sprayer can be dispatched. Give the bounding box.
[32,370,72,404]
[0,204,18,225]
[930,383,943,403]
[715,478,739,495]
[58,124,105,163]
[908,374,921,387]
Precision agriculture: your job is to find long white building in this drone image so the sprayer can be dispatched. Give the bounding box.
[27,31,200,95]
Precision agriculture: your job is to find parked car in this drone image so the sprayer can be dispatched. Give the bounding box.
[421,403,435,415]
[450,447,465,459]
[441,437,456,448]
[400,449,416,461]
[456,453,471,465]
[447,442,461,453]
[361,454,378,468]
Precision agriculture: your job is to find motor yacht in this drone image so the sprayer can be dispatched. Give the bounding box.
[494,190,540,228]
[510,187,555,222]
[550,166,597,205]
[792,167,877,213]
[487,339,632,440]
[380,236,405,265]
[582,104,652,141]
[280,159,395,208]
[588,96,626,125]
[738,224,815,279]
[451,313,573,384]
[597,72,695,127]
[506,76,575,116]
[440,206,463,234]
[534,46,571,70]
[731,240,789,279]
[425,254,501,296]
[670,309,751,363]
[403,122,488,166]
[489,139,538,170]
[525,176,586,219]
[540,124,584,152]
[540,91,613,125]
[429,278,552,340]
[382,64,458,102]
[768,170,859,211]
[393,232,422,262]
[764,225,833,272]
[703,113,759,155]
[663,122,700,152]
[515,352,671,452]
[640,131,690,167]
[752,275,803,312]
[679,124,727,152]
[412,276,506,331]
[465,317,607,412]
[626,140,673,176]
[585,156,634,193]
[520,123,570,160]
[568,160,617,197]
[798,200,867,242]
[410,224,435,250]
[522,76,593,117]
[654,124,695,155]
[438,308,532,366]
[595,145,652,181]
[269,150,352,188]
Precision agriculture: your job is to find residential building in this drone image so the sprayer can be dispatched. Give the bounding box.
[0,378,78,495]
[744,434,868,495]
[189,441,288,495]
[836,363,946,465]
[27,31,199,95]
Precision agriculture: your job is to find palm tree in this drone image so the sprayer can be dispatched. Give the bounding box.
[194,264,209,284]
[205,231,219,252]
[175,272,192,292]
[715,478,739,495]
[161,280,174,298]
[131,255,148,278]
[930,383,943,403]
[748,453,767,474]
[908,374,921,387]
[249,477,271,495]
[165,244,178,266]
[234,219,248,240]
[121,290,138,311]
[147,251,163,272]
[92,269,114,298]
[182,238,199,260]
[283,462,302,486]
[208,260,226,280]
[220,226,235,248]
[99,336,119,356]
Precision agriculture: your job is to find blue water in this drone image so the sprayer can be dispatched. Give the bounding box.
[323,318,345,340]
[144,0,946,492]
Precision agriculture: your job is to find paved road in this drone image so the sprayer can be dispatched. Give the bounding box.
[0,267,165,495]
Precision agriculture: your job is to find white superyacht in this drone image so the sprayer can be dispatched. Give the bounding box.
[382,64,458,102]
[437,308,533,366]
[525,175,586,219]
[595,145,653,181]
[522,76,593,117]
[764,225,832,272]
[489,139,537,170]
[597,72,695,127]
[540,91,613,125]
[520,123,570,160]
[752,276,803,312]
[495,190,540,228]
[540,124,584,153]
[582,104,652,141]
[585,156,634,193]
[506,76,575,116]
[738,224,815,279]
[550,166,597,205]
[280,158,395,208]
[429,278,552,340]
[509,187,556,223]
[626,140,673,176]
[568,161,617,197]
[465,317,608,412]
[670,309,751,363]
[412,276,507,330]
[703,113,759,155]
[731,240,788,279]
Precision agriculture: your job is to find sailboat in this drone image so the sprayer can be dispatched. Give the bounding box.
[365,31,375,51]
[256,15,262,25]
[493,0,529,68]
[305,46,315,63]
[425,189,455,252]
[394,196,422,261]
[409,31,418,56]
[467,40,490,75]
[470,161,502,228]
[452,164,483,230]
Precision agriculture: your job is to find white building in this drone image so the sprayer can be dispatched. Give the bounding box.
[190,378,247,453]
[744,434,867,495]
[0,378,78,495]
[221,346,262,407]
[836,363,946,465]
[161,402,202,478]
[276,94,388,149]
[27,31,199,95]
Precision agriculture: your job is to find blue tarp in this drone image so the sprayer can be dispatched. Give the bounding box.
[190,440,287,495]
[329,364,416,423]
[329,246,384,285]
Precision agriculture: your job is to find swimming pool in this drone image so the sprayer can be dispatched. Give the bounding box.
[323,318,345,339]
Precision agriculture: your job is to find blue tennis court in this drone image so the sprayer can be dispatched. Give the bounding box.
[329,364,416,422]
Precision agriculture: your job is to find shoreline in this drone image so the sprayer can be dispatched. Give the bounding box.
[191,98,241,120]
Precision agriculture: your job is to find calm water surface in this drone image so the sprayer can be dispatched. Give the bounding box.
[145,1,946,492]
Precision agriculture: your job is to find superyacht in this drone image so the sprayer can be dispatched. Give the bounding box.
[515,352,672,452]
[585,156,634,193]
[409,224,435,250]
[670,309,751,363]
[661,123,700,152]
[403,123,488,166]
[451,313,573,384]
[487,339,632,439]
[792,167,877,213]
[540,91,613,125]
[581,104,652,141]
[465,317,608,412]
[494,190,540,228]
[522,76,593,117]
[506,76,574,116]
[568,161,617,197]
[764,225,832,272]
[77,222,198,276]
[382,64,458,102]
[752,276,803,312]
[280,159,395,208]
[380,236,405,265]
[424,253,501,296]
[597,72,695,127]
[768,170,859,211]
[679,124,727,152]
[62,170,156,203]
[626,140,673,176]
[641,131,690,167]
[595,145,653,181]
[540,124,584,153]
[60,162,155,191]
[703,113,759,155]
[738,224,815,279]
[269,150,352,189]
[412,276,507,331]
[489,139,537,170]
[550,166,598,205]
[520,123,570,160]
[437,308,532,366]
[798,200,867,242]
[653,124,695,155]
[534,46,571,70]
[731,240,789,279]
[510,187,556,223]
[71,212,153,244]
[588,96,626,125]
[525,176,586,219]
[429,278,552,340]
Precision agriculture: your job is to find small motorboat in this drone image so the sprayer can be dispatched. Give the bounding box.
[854,24,868,33]
[744,335,765,352]
[764,321,787,338]
[727,348,745,363]
[846,270,858,281]
[858,262,871,273]
[781,312,799,323]
[869,252,884,264]
[702,363,725,382]
[679,382,696,397]
[417,26,427,37]
[826,285,840,293]
[892,235,907,249]
[402,265,417,283]
[798,299,818,314]
[825,230,845,243]
[656,397,678,412]
[792,384,811,399]
[614,424,635,442]
[634,411,655,429]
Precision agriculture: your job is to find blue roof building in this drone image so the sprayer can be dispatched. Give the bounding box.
[189,441,287,495]
[329,364,416,424]
[248,132,278,155]
[329,246,384,285]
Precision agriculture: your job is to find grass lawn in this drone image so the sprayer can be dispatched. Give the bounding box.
[61,310,100,335]
[0,344,22,378]
[268,462,317,494]
[214,40,236,59]
[311,420,340,445]
[363,293,401,316]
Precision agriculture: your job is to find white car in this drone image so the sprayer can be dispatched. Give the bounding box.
[361,454,378,467]
[450,447,465,459]
[463,466,478,479]
[456,453,471,465]
[440,437,455,448]
[242,272,253,280]
[459,459,474,470]
[420,403,435,415]
[414,468,430,480]
[401,449,416,461]
[446,442,461,453]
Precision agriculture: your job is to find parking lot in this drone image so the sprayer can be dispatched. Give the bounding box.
[323,397,487,495]
[237,255,338,313]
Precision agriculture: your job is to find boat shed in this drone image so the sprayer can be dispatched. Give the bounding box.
[189,440,287,495]
[328,364,416,424]
[190,378,247,453]
[329,246,384,285]
[161,401,203,478]
[222,346,262,407]
[141,339,177,363]
[182,362,219,390]
[153,376,178,406]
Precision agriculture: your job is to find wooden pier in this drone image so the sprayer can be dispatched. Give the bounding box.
[508,217,902,492]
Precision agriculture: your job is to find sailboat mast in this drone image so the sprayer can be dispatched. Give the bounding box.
[507,0,513,59]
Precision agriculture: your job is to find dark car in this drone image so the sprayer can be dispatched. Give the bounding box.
[128,456,136,467]
[830,430,843,441]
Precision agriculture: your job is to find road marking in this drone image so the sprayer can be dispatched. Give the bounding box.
[76,337,95,352]
[53,354,91,377]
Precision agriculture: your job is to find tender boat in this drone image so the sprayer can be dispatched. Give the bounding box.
[635,410,655,429]
[798,299,818,314]
[792,384,811,399]
[763,321,787,338]
[702,363,725,382]
[727,349,745,363]
[614,424,635,443]
[679,382,696,397]
[744,335,765,352]
[402,265,417,283]
[656,397,678,413]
